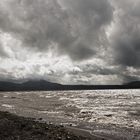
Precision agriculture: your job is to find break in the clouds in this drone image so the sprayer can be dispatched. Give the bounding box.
[0,0,140,84]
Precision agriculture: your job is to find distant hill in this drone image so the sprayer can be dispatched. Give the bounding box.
[0,80,61,91]
[0,80,140,91]
[126,81,140,86]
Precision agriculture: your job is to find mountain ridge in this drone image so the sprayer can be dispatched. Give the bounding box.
[0,80,140,91]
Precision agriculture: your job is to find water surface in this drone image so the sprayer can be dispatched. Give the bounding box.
[0,90,140,139]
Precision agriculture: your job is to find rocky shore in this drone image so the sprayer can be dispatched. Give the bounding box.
[0,111,104,140]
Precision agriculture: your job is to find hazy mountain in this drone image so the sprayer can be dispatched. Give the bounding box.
[0,80,61,91]
[0,80,140,91]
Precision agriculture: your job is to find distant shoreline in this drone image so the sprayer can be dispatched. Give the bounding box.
[0,80,140,91]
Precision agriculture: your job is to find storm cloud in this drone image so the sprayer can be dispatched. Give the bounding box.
[0,0,140,84]
[111,0,140,67]
[0,0,113,60]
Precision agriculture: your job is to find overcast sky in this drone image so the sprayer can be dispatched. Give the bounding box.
[0,0,140,85]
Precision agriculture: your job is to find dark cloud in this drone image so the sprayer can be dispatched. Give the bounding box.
[122,75,140,84]
[0,0,113,61]
[111,0,140,67]
[61,0,113,26]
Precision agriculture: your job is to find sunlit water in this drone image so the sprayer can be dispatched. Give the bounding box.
[0,90,140,139]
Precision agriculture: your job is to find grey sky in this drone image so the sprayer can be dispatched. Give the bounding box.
[0,0,140,84]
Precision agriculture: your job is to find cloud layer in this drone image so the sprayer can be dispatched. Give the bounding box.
[111,0,140,67]
[0,0,140,84]
[0,0,113,60]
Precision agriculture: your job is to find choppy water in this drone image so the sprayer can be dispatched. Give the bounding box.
[0,90,140,139]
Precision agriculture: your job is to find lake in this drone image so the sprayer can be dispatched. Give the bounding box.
[0,90,140,139]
